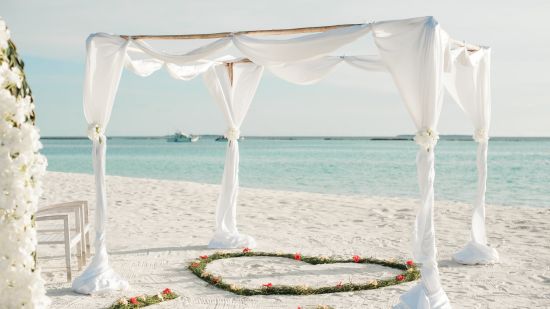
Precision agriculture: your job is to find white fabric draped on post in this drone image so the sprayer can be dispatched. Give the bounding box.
[373,16,451,309]
[445,47,499,265]
[203,62,264,248]
[73,34,130,295]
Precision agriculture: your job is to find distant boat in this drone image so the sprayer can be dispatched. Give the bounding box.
[167,131,199,143]
[215,136,244,142]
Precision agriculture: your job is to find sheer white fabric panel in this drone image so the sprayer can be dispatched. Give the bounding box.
[445,48,498,264]
[125,55,215,81]
[267,55,386,85]
[124,57,163,77]
[267,56,342,85]
[165,62,216,80]
[232,24,370,65]
[130,37,232,65]
[444,47,491,128]
[74,33,130,294]
[373,17,451,309]
[345,55,387,72]
[82,34,128,127]
[124,42,221,80]
[203,63,264,248]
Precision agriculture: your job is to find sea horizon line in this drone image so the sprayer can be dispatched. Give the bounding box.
[41,135,550,141]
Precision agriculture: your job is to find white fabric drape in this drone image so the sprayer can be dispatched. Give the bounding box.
[203,62,264,248]
[73,33,130,295]
[124,41,225,80]
[267,55,386,85]
[232,24,370,65]
[444,47,499,264]
[130,37,231,65]
[373,16,451,309]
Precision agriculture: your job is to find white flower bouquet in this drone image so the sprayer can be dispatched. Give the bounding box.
[0,17,50,308]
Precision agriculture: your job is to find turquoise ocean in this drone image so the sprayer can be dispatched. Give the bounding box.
[42,137,550,208]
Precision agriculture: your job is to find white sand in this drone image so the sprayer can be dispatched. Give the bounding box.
[38,172,550,308]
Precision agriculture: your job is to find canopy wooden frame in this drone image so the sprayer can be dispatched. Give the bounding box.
[120,22,480,84]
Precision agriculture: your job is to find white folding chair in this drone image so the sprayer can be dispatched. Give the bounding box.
[36,201,91,282]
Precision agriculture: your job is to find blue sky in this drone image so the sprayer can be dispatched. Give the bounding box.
[1,1,549,137]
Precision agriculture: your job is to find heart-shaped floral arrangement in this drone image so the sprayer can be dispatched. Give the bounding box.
[189,249,420,295]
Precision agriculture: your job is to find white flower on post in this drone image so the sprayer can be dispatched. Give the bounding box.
[473,128,489,143]
[87,123,105,144]
[414,128,439,152]
[224,127,240,141]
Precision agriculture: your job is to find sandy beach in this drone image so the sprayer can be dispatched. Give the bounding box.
[38,172,550,308]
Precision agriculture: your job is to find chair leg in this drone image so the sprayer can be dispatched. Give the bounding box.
[74,208,83,270]
[80,209,87,265]
[84,201,91,257]
[86,231,91,257]
[63,217,72,282]
[77,207,86,268]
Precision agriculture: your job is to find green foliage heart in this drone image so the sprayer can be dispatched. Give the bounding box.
[188,251,420,295]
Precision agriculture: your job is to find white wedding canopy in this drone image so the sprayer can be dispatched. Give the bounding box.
[75,16,498,308]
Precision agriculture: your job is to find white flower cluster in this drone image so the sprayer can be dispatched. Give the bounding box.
[473,128,489,143]
[0,17,50,308]
[414,127,439,152]
[224,127,240,141]
[87,123,105,143]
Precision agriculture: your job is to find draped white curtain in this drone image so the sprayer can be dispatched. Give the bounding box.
[203,63,264,248]
[233,24,370,65]
[73,33,130,295]
[444,47,499,265]
[268,55,386,85]
[373,16,451,309]
[75,34,233,295]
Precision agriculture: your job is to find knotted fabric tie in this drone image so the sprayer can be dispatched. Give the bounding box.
[225,127,240,141]
[87,123,105,144]
[473,128,489,143]
[414,128,439,152]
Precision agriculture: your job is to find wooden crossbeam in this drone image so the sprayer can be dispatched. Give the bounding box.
[120,23,364,40]
[119,22,481,56]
